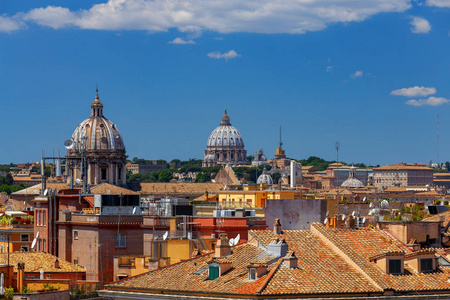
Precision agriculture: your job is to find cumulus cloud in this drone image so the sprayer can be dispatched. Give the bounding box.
[391,86,436,97]
[0,15,25,32]
[23,6,78,29]
[207,50,240,60]
[350,70,363,78]
[326,66,333,72]
[169,37,195,44]
[18,0,411,34]
[410,16,431,33]
[426,0,450,7]
[406,97,450,107]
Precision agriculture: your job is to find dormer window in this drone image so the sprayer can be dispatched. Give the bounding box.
[420,258,433,273]
[370,251,405,275]
[389,259,402,274]
[208,263,220,280]
[249,268,256,281]
[247,262,267,281]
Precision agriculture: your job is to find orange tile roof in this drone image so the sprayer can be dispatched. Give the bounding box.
[374,164,433,171]
[0,252,85,273]
[104,224,450,298]
[11,183,69,195]
[90,182,138,195]
[311,223,450,292]
[139,183,224,195]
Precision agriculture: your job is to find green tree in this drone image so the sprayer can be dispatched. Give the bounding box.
[158,169,173,182]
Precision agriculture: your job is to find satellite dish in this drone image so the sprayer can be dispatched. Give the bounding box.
[64,139,74,150]
[31,237,37,249]
[342,215,345,221]
[75,178,81,186]
[362,217,366,224]
[325,211,329,217]
[132,207,137,215]
[352,211,356,217]
[363,197,367,202]
[234,234,240,246]
[324,217,328,225]
[381,200,389,208]
[163,231,169,241]
[229,238,234,247]
[43,189,48,196]
[369,202,373,208]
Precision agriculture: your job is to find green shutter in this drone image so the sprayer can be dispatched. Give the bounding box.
[209,265,219,280]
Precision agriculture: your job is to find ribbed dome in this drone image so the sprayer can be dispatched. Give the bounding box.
[341,165,364,188]
[257,169,273,185]
[207,110,244,147]
[71,92,125,152]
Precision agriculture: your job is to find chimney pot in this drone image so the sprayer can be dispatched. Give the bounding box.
[273,218,282,234]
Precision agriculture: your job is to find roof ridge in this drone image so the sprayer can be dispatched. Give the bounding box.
[255,258,283,294]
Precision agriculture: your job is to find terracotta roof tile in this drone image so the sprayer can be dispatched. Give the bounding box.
[0,252,84,273]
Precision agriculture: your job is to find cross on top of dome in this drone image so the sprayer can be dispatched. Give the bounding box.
[221,109,231,126]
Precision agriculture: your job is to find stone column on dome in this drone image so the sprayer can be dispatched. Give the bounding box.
[94,164,99,185]
[108,164,114,184]
[87,163,91,185]
[114,164,119,185]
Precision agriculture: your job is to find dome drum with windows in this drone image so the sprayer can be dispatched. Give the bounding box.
[66,90,127,186]
[203,110,247,167]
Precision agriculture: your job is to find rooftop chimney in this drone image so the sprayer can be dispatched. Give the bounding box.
[215,233,231,258]
[17,262,25,293]
[267,238,288,257]
[54,259,60,269]
[284,251,298,269]
[273,218,282,234]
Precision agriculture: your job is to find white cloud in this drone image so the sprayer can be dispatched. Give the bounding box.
[350,70,363,78]
[426,0,450,7]
[410,16,431,34]
[19,0,411,34]
[0,15,25,32]
[169,37,195,44]
[23,6,77,29]
[207,50,240,61]
[326,66,333,72]
[214,37,224,40]
[406,97,450,107]
[391,86,436,97]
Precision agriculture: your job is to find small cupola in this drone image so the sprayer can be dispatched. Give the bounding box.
[247,262,268,281]
[91,87,104,117]
[215,233,231,258]
[273,218,282,234]
[283,250,298,269]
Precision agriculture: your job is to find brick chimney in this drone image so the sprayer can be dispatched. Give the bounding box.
[273,218,282,234]
[17,262,25,293]
[215,233,231,258]
[54,259,60,269]
[284,251,298,269]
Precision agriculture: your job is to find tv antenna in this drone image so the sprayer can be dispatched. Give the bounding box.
[437,114,440,168]
[279,126,283,149]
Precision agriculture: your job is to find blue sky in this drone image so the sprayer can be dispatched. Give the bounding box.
[0,0,449,166]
